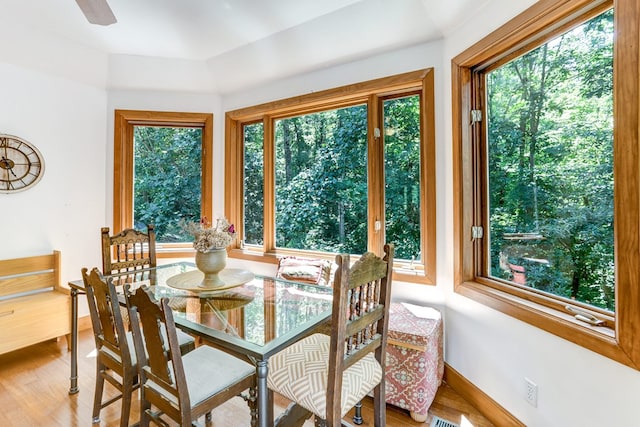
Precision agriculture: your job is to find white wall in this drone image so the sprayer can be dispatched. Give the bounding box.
[0,15,108,88]
[0,62,107,290]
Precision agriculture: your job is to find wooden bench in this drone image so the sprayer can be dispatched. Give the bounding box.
[0,250,71,355]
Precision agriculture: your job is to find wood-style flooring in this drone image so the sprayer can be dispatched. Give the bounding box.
[0,329,493,426]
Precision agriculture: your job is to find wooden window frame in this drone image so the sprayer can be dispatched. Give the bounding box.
[113,109,213,258]
[452,0,640,368]
[225,69,436,284]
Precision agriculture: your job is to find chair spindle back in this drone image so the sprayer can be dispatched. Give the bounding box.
[102,225,157,275]
[326,244,394,426]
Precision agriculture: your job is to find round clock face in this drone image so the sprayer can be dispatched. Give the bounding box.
[0,134,45,193]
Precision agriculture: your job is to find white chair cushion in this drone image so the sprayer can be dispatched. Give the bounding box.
[104,328,194,368]
[173,327,196,352]
[147,345,255,407]
[267,333,382,419]
[182,345,255,406]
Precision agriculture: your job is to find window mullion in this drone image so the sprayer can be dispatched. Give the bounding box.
[263,116,276,253]
[471,71,487,279]
[368,94,384,255]
[201,117,213,224]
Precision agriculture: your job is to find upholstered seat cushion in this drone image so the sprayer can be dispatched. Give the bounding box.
[173,327,196,354]
[267,333,382,418]
[147,345,255,407]
[276,257,332,286]
[102,328,195,367]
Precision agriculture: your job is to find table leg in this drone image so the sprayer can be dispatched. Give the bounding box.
[68,287,79,395]
[256,360,273,427]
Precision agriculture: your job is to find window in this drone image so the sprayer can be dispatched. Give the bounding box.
[226,70,436,283]
[113,110,213,257]
[274,104,368,255]
[243,121,264,246]
[453,0,640,369]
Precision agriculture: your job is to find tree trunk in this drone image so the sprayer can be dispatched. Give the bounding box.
[282,121,293,183]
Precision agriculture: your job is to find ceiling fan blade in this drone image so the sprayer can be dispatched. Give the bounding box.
[75,0,117,26]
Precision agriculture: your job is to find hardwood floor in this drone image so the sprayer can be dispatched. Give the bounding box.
[0,329,493,426]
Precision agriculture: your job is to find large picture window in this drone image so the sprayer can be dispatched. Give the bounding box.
[487,9,614,310]
[274,104,368,255]
[453,0,640,368]
[113,110,213,257]
[226,70,436,283]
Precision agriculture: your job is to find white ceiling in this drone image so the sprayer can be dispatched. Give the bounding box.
[0,0,489,91]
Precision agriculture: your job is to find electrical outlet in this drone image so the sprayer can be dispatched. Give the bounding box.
[525,377,538,407]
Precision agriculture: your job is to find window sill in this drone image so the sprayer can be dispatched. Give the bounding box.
[455,280,638,369]
[228,248,435,285]
[393,268,435,285]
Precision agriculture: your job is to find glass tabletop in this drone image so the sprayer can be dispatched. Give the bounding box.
[74,262,333,360]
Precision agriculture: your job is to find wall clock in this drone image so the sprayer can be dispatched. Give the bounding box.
[0,134,45,193]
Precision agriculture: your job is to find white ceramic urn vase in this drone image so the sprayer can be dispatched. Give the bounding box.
[195,248,227,288]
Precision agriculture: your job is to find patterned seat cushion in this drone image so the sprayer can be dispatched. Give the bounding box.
[276,256,332,286]
[267,333,382,419]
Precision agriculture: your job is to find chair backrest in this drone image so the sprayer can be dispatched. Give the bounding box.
[326,244,394,425]
[101,225,157,275]
[126,286,190,422]
[82,267,134,374]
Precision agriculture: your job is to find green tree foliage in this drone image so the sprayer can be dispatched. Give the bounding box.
[243,123,265,245]
[243,95,423,259]
[274,106,368,254]
[384,95,422,261]
[133,126,202,242]
[487,10,614,310]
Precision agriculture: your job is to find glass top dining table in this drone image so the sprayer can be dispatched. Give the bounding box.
[67,262,334,427]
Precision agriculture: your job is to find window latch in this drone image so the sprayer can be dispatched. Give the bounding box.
[565,305,606,326]
[471,109,482,124]
[471,226,483,239]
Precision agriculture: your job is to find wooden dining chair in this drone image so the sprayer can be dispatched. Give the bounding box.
[102,224,160,330]
[101,225,157,275]
[82,267,195,426]
[267,244,394,427]
[125,285,258,426]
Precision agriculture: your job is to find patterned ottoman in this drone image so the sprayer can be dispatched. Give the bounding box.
[384,302,444,422]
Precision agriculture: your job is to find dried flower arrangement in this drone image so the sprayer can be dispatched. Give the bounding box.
[181,217,236,252]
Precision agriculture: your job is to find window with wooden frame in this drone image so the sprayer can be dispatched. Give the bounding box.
[225,69,436,284]
[113,110,213,258]
[453,0,640,369]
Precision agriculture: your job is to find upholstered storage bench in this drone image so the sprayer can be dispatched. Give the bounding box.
[0,250,71,355]
[384,302,444,422]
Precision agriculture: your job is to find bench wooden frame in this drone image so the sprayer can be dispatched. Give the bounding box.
[0,250,71,355]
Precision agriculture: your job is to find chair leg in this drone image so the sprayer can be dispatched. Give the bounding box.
[92,365,105,423]
[139,394,151,427]
[372,386,386,427]
[120,376,134,427]
[314,416,328,427]
[242,387,258,427]
[352,401,363,425]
